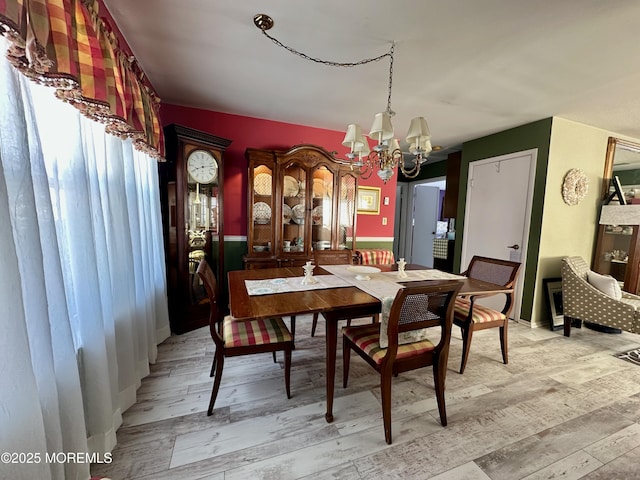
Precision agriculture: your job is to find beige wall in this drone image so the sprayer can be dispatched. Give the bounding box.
[532,117,628,326]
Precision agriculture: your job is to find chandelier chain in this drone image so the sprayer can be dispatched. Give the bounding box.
[260,29,392,68]
[254,13,432,183]
[386,43,394,116]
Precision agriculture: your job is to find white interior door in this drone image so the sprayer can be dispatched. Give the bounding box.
[410,185,440,267]
[461,149,537,321]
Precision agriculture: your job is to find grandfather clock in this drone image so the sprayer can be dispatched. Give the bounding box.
[160,124,231,334]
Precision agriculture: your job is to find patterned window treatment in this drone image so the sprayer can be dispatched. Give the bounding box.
[0,0,164,159]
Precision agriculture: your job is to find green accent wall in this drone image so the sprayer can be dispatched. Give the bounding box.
[225,240,248,275]
[456,118,553,322]
[354,241,394,250]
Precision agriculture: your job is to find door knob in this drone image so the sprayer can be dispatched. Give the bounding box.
[507,244,520,250]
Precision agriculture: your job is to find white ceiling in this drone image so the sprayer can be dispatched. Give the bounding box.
[103,0,640,155]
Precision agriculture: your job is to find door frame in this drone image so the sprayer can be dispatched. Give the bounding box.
[394,183,410,259]
[399,176,446,263]
[461,149,537,323]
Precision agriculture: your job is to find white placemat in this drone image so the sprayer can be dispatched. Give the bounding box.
[245,275,351,296]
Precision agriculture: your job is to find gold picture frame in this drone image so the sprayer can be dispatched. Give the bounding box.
[357,186,381,215]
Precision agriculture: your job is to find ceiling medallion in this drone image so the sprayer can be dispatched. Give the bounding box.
[253,14,274,31]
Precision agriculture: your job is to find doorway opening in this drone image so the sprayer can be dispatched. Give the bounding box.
[394,177,451,269]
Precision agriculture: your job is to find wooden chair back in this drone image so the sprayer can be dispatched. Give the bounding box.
[313,249,353,265]
[196,259,224,346]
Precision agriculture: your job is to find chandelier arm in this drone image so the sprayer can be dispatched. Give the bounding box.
[260,30,391,68]
[401,168,421,179]
[399,162,421,178]
[358,166,373,180]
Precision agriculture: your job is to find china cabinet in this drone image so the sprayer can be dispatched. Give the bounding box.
[593,225,640,290]
[160,124,231,333]
[244,144,358,269]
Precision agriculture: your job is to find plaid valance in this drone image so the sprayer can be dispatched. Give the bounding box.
[0,0,164,159]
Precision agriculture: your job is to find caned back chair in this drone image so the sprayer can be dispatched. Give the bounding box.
[342,280,462,444]
[453,256,521,374]
[197,259,294,415]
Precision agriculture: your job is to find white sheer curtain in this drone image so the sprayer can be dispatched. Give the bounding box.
[0,36,170,480]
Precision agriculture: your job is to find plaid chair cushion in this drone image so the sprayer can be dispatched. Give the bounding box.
[343,324,435,365]
[454,298,506,323]
[358,249,395,265]
[223,316,292,347]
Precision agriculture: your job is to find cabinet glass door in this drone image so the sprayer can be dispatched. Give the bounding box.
[282,163,306,252]
[338,173,357,250]
[596,226,633,286]
[251,164,274,254]
[311,166,334,251]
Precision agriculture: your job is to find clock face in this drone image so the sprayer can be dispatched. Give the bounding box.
[187,149,218,184]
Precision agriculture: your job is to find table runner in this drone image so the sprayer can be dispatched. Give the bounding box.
[321,265,465,300]
[245,274,351,296]
[321,265,405,300]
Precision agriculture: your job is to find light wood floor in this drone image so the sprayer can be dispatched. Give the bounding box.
[92,316,640,480]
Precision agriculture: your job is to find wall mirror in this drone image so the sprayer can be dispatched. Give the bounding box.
[602,137,640,202]
[593,137,640,296]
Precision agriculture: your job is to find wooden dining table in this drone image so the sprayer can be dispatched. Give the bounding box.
[227,264,513,423]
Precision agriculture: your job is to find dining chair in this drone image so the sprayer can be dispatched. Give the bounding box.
[310,249,377,336]
[197,259,294,415]
[453,256,521,374]
[342,280,463,444]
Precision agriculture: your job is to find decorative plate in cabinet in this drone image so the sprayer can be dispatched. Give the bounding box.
[253,202,271,224]
[292,204,305,224]
[311,205,323,225]
[283,176,299,197]
[254,173,272,196]
[282,203,292,224]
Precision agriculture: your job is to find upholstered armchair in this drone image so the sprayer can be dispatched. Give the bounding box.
[561,256,640,336]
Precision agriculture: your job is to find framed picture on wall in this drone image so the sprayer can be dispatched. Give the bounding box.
[357,186,381,215]
[543,277,564,330]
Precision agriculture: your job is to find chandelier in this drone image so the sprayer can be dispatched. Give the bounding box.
[254,14,433,183]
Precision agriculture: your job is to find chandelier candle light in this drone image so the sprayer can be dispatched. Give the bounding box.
[254,13,435,183]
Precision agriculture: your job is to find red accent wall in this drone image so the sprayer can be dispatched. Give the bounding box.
[161,104,397,239]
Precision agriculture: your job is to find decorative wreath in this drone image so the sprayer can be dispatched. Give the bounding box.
[562,168,589,206]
